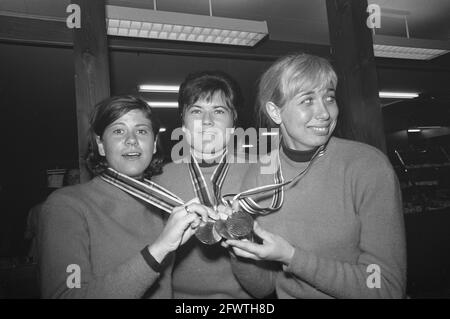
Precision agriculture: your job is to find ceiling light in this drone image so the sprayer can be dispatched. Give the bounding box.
[407,128,421,133]
[146,101,178,108]
[105,5,268,47]
[379,92,419,99]
[241,144,254,148]
[159,127,167,132]
[261,132,279,136]
[417,126,443,130]
[373,35,449,60]
[139,85,179,93]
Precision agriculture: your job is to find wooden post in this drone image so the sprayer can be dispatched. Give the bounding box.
[71,0,110,182]
[326,0,386,152]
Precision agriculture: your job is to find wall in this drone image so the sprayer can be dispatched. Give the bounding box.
[0,43,77,256]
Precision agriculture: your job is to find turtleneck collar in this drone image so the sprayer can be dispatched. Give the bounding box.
[190,147,226,168]
[282,142,319,163]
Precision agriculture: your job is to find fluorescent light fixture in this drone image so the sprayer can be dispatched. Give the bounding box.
[373,35,449,60]
[241,144,254,148]
[379,92,419,99]
[139,84,179,93]
[261,132,279,136]
[407,128,421,133]
[159,127,167,132]
[417,126,443,129]
[105,5,268,47]
[146,101,178,108]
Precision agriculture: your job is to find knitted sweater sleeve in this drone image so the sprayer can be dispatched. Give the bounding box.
[284,156,407,298]
[38,194,164,299]
[228,165,278,298]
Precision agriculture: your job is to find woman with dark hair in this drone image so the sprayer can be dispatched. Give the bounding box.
[38,95,212,298]
[225,53,406,298]
[152,71,254,299]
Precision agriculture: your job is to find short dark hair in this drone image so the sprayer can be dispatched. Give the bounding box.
[178,70,241,125]
[86,95,163,178]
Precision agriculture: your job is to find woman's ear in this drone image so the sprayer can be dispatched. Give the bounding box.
[265,102,282,125]
[96,135,105,156]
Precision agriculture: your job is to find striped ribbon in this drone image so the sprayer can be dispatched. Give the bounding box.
[226,144,327,215]
[100,142,326,219]
[100,168,184,214]
[187,152,229,208]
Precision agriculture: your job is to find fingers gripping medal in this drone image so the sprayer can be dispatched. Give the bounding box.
[214,209,254,240]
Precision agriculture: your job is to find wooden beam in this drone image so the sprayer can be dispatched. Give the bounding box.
[71,0,110,182]
[326,0,386,152]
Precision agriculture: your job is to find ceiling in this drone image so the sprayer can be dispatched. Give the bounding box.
[1,0,449,45]
[0,0,449,111]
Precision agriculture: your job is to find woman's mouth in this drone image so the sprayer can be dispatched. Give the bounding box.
[122,152,142,160]
[202,130,217,136]
[310,126,330,135]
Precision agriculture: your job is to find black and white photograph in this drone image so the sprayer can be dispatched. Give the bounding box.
[0,0,449,306]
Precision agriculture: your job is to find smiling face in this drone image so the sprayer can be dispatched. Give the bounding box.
[268,86,338,151]
[183,91,234,157]
[96,109,156,179]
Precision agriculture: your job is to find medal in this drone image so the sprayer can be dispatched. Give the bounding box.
[216,210,254,240]
[194,220,222,245]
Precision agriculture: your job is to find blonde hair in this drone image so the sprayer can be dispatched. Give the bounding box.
[257,53,338,128]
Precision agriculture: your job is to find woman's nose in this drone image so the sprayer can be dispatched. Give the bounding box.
[202,111,213,126]
[125,132,138,145]
[315,100,330,120]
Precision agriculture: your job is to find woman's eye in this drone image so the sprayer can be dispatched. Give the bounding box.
[215,109,225,114]
[137,129,148,135]
[190,109,201,115]
[301,98,313,105]
[113,128,124,134]
[325,95,336,103]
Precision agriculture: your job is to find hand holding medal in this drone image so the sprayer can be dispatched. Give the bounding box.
[194,202,255,245]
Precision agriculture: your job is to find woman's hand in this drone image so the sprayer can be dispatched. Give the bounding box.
[224,222,295,265]
[215,204,233,220]
[149,203,212,262]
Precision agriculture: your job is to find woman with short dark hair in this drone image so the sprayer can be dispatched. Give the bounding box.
[39,95,211,298]
[153,71,254,299]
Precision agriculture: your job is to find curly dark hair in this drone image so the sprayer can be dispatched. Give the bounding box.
[85,95,163,179]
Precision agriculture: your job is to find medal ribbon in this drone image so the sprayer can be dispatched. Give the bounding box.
[100,168,184,214]
[225,143,327,215]
[187,152,229,208]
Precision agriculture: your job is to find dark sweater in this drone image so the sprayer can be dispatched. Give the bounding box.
[38,177,173,298]
[232,137,407,298]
